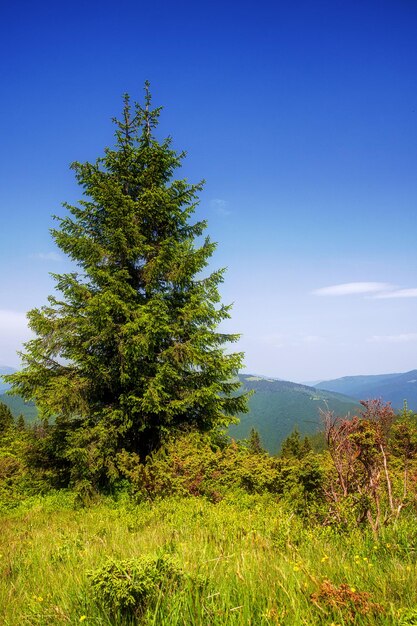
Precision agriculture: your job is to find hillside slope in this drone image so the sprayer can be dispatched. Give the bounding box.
[0,393,38,422]
[229,375,361,454]
[317,370,417,410]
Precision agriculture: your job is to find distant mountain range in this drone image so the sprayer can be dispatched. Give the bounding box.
[316,370,417,411]
[229,375,361,454]
[2,372,360,451]
[0,366,15,393]
[0,393,38,422]
[2,364,417,449]
[0,366,38,422]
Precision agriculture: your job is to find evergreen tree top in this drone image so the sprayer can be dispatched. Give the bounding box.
[6,85,248,474]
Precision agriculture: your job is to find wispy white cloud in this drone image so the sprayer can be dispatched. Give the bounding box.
[31,252,62,261]
[313,282,393,296]
[373,288,417,299]
[210,198,231,216]
[313,281,417,299]
[367,333,417,343]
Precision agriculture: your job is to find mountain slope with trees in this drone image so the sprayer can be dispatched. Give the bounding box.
[0,393,37,422]
[317,370,417,410]
[229,374,361,454]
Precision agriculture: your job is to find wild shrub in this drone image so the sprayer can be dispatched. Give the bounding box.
[117,431,282,500]
[310,579,384,622]
[116,431,327,522]
[0,426,42,509]
[323,401,417,530]
[89,553,187,618]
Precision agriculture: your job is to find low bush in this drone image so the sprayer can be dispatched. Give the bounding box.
[116,431,324,518]
[89,553,193,619]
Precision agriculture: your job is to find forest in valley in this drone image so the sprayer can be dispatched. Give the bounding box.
[1,89,417,626]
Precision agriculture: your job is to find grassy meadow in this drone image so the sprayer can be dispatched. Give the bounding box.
[1,491,417,626]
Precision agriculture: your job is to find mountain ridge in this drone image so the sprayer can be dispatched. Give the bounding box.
[316,369,417,410]
[0,366,16,394]
[229,374,361,454]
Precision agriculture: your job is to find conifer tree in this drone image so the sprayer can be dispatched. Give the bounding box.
[16,414,26,431]
[280,428,311,459]
[6,85,247,480]
[0,402,14,435]
[247,427,264,454]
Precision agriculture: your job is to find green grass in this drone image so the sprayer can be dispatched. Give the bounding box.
[1,492,417,625]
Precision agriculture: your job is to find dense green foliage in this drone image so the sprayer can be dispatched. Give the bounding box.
[89,554,190,619]
[0,401,13,432]
[5,86,247,484]
[1,399,416,523]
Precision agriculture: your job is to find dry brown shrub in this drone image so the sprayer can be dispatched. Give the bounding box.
[310,579,384,622]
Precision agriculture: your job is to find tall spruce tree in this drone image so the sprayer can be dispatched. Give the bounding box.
[0,402,14,435]
[7,85,247,483]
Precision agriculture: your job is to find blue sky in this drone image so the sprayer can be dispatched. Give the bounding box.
[1,0,417,381]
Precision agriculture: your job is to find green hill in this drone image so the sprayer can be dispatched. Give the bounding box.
[0,368,39,422]
[0,393,38,422]
[316,370,417,410]
[229,374,361,454]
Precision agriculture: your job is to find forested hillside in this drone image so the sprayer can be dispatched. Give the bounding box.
[229,375,360,453]
[317,370,417,410]
[0,393,37,421]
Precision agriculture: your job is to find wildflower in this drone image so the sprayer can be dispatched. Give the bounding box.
[321,555,329,563]
[386,543,391,548]
[293,565,300,571]
[350,587,356,594]
[79,617,87,623]
[37,597,44,602]
[262,608,276,619]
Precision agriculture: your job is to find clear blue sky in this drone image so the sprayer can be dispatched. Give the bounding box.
[1,0,417,382]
